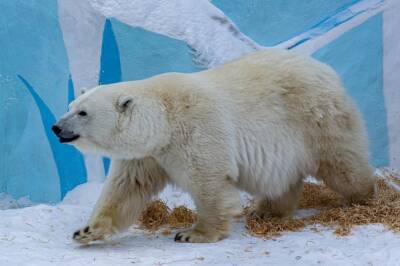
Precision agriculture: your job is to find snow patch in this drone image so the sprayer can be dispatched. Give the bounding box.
[1,170,399,264]
[0,193,33,210]
[62,181,104,207]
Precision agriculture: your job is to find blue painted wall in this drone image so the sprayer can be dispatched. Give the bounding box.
[0,0,86,202]
[111,19,200,81]
[212,0,360,46]
[313,14,389,166]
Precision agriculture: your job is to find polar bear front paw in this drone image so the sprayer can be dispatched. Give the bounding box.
[174,228,225,243]
[72,219,114,244]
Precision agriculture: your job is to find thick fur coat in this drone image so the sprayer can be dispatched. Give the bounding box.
[54,49,375,243]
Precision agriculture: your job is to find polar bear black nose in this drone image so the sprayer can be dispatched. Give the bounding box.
[52,125,62,136]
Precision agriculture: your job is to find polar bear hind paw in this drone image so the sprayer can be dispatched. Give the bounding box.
[174,228,225,243]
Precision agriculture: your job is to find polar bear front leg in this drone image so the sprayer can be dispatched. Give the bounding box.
[73,158,169,244]
[175,173,240,243]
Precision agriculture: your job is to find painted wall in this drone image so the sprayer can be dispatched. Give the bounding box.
[0,0,398,203]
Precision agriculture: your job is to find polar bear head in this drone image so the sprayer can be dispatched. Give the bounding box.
[52,84,170,159]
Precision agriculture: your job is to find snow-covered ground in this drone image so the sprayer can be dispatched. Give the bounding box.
[0,182,399,266]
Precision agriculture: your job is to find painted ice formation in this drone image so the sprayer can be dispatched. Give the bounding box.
[0,0,398,203]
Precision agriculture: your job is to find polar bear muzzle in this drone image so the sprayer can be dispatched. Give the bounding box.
[52,124,80,143]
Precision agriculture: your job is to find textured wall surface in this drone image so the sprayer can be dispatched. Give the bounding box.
[0,0,398,203]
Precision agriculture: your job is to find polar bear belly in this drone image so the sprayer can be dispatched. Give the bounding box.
[233,130,312,199]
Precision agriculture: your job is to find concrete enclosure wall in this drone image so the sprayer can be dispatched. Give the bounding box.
[0,0,398,203]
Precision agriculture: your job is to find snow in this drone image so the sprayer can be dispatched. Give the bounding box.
[0,193,33,210]
[0,182,400,265]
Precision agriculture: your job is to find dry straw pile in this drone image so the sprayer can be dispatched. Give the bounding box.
[140,169,400,238]
[139,200,196,231]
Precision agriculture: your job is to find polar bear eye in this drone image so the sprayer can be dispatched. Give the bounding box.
[78,111,87,117]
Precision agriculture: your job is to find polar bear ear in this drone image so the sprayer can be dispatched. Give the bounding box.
[117,95,135,112]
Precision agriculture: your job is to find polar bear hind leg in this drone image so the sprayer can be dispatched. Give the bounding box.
[317,144,376,205]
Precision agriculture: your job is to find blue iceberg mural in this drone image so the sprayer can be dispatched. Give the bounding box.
[0,0,86,203]
[18,75,86,198]
[0,0,397,203]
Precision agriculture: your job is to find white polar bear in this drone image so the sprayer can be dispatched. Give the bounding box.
[53,49,375,243]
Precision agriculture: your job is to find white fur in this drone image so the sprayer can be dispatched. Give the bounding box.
[62,49,375,243]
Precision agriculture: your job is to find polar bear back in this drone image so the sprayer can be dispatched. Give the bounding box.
[190,49,362,198]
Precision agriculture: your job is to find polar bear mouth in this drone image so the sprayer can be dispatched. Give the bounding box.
[59,135,80,143]
[52,125,80,143]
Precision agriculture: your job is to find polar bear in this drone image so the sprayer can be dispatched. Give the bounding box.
[53,49,375,243]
